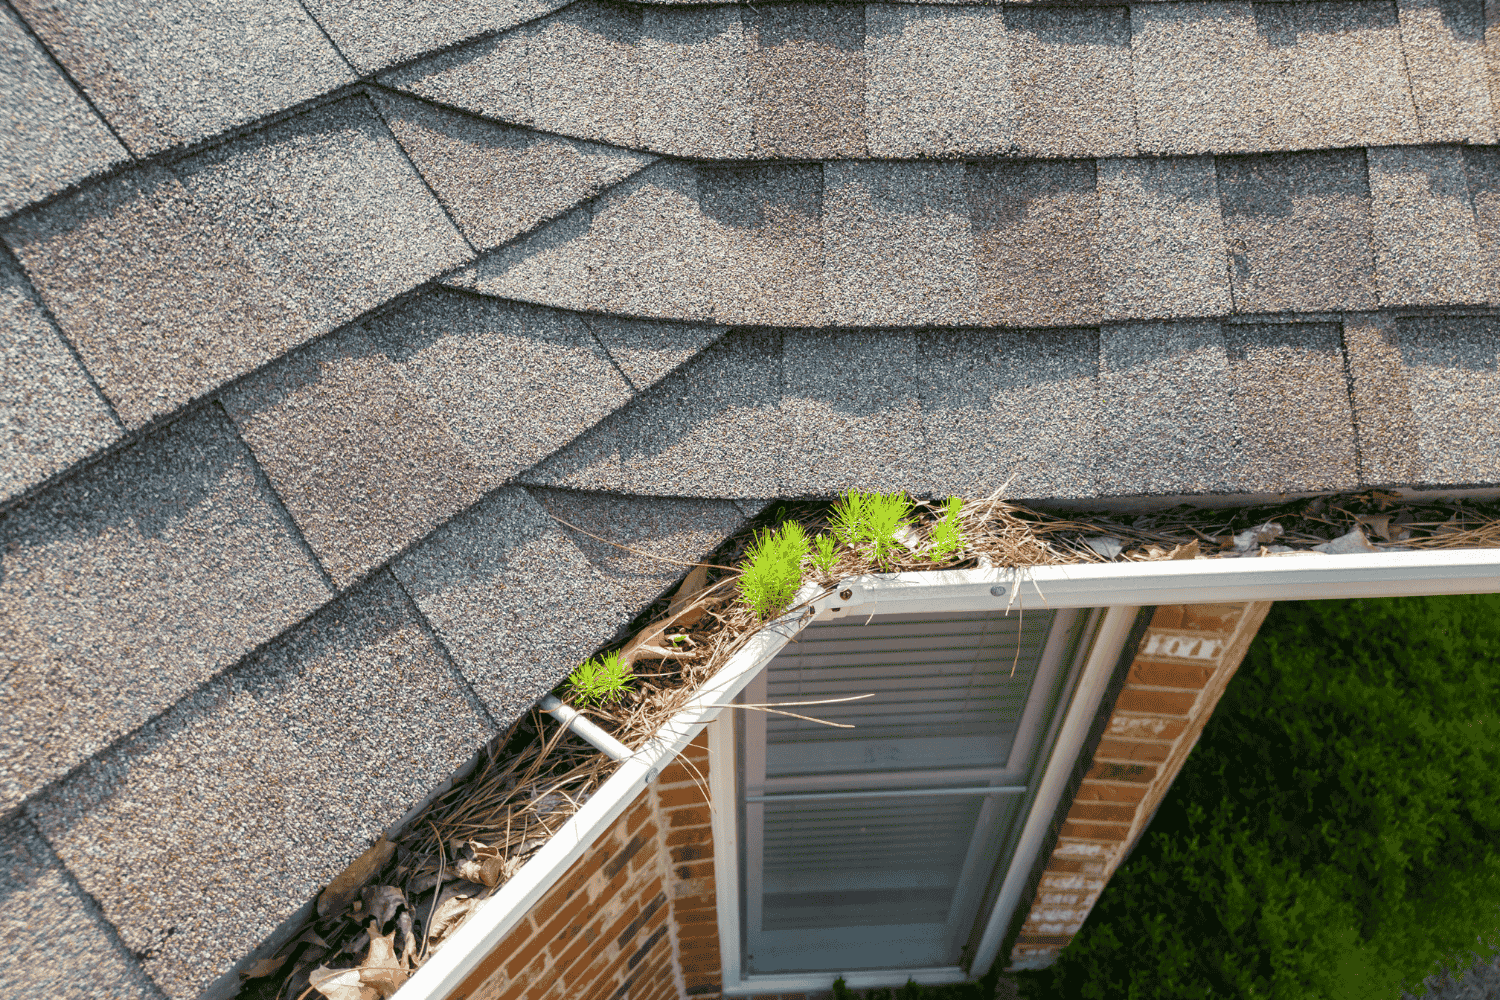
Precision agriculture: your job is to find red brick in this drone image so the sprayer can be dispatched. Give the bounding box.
[531,851,603,926]
[673,859,715,881]
[1127,660,1215,689]
[1067,801,1137,824]
[1094,738,1172,764]
[1107,714,1188,741]
[1113,688,1199,716]
[503,930,553,982]
[552,920,603,975]
[1015,933,1075,947]
[668,806,712,828]
[1175,603,1247,632]
[666,826,711,846]
[601,833,650,880]
[671,841,713,864]
[1075,780,1149,804]
[535,886,596,955]
[1060,820,1132,842]
[1085,761,1158,783]
[674,891,716,911]
[625,799,652,835]
[657,783,713,810]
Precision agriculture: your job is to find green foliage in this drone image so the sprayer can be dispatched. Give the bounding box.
[1019,594,1500,1000]
[927,496,967,560]
[810,532,841,574]
[737,520,810,620]
[828,490,914,569]
[566,648,632,706]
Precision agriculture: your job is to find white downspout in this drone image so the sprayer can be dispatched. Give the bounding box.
[536,693,634,761]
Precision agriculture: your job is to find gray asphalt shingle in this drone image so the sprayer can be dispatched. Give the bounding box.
[1131,1,1418,156]
[967,159,1103,328]
[0,817,161,1000]
[1217,148,1377,314]
[13,0,353,155]
[221,324,491,590]
[1368,144,1490,306]
[920,328,1101,500]
[579,313,728,393]
[865,5,1011,158]
[1397,0,1496,143]
[391,486,635,723]
[746,4,867,158]
[698,162,827,326]
[527,1,642,146]
[1007,5,1136,158]
[0,406,330,813]
[379,17,534,125]
[0,4,127,217]
[1,252,120,504]
[1463,145,1500,305]
[637,5,751,157]
[300,0,570,74]
[370,87,656,252]
[1385,315,1500,483]
[1342,310,1424,485]
[28,573,494,1000]
[822,160,980,326]
[1096,155,1231,321]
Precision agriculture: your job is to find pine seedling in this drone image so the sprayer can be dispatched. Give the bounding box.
[809,532,840,574]
[737,520,810,620]
[927,496,967,560]
[567,649,632,706]
[828,490,914,569]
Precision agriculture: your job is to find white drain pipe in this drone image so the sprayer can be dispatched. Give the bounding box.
[537,693,634,762]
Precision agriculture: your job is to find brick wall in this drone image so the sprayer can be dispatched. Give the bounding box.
[1006,601,1273,970]
[446,730,723,1000]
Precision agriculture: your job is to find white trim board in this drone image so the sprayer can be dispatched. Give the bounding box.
[399,549,1500,999]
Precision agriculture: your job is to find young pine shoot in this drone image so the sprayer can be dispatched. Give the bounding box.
[809,532,840,574]
[927,496,967,560]
[827,490,914,569]
[566,649,633,707]
[738,520,810,620]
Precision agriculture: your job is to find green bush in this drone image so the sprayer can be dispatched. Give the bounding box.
[1018,595,1500,1000]
[737,520,810,620]
[566,648,632,706]
[828,490,914,569]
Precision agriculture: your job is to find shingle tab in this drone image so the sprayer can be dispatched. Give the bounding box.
[865,5,1011,158]
[1096,155,1231,321]
[0,406,330,812]
[14,0,352,155]
[1222,322,1358,491]
[221,324,489,590]
[300,0,569,74]
[746,5,868,158]
[638,6,751,157]
[454,161,722,320]
[0,817,160,1000]
[1398,0,1496,143]
[392,486,634,722]
[1096,321,1237,494]
[29,574,493,1000]
[1007,5,1135,158]
[1,253,120,503]
[698,162,827,326]
[967,159,1102,328]
[0,5,127,217]
[823,161,980,326]
[379,18,534,125]
[2,165,284,428]
[1131,1,1418,155]
[526,487,747,610]
[526,1,642,147]
[1342,310,1424,485]
[1460,145,1500,304]
[174,97,472,348]
[1388,315,1500,483]
[370,89,655,253]
[920,328,1100,499]
[580,313,728,393]
[1368,145,1488,306]
[1217,148,1377,314]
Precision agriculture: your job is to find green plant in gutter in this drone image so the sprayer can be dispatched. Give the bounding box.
[828,490,914,569]
[566,649,633,707]
[809,532,841,574]
[738,520,811,620]
[927,496,967,560]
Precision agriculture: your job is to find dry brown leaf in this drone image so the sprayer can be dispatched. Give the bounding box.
[455,853,505,887]
[318,837,395,919]
[1169,540,1200,560]
[360,885,406,929]
[239,954,288,980]
[617,587,725,670]
[307,965,372,1000]
[426,895,479,947]
[1356,514,1392,541]
[667,563,711,623]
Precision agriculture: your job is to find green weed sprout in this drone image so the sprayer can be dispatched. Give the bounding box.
[566,649,632,707]
[809,533,840,574]
[738,520,810,620]
[927,496,967,560]
[827,490,914,569]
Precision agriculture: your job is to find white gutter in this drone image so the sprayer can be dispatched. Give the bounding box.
[392,583,828,1000]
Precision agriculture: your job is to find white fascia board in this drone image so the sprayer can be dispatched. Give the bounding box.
[811,549,1500,617]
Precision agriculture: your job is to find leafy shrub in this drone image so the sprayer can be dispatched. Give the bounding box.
[1019,594,1500,1000]
[738,520,810,620]
[828,490,914,569]
[566,649,633,706]
[928,496,967,560]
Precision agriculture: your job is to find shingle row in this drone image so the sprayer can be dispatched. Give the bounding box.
[385,0,1494,160]
[519,314,1500,499]
[451,148,1500,326]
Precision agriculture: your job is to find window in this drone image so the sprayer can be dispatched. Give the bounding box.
[719,604,1111,989]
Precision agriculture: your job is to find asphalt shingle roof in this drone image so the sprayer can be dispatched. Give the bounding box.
[3,1,1500,996]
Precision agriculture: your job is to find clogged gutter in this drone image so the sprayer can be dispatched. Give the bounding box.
[234,488,1500,1000]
